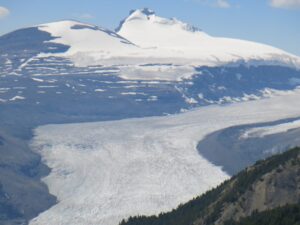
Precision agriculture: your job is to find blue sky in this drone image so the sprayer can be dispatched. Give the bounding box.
[0,0,299,55]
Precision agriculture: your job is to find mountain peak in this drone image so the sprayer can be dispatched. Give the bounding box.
[117,8,201,33]
[116,8,205,48]
[137,8,155,16]
[128,8,156,19]
[115,8,156,32]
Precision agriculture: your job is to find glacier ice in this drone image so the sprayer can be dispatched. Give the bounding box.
[30,88,300,225]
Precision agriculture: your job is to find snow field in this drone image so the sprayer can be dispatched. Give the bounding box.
[35,10,300,80]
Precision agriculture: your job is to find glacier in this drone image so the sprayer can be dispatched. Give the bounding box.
[30,88,300,225]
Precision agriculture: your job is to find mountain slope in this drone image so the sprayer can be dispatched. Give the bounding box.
[117,8,300,67]
[37,20,139,57]
[0,130,56,225]
[226,204,300,225]
[120,147,300,225]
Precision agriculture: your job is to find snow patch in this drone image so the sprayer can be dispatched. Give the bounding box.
[32,78,45,82]
[147,96,158,101]
[241,119,300,139]
[94,89,105,92]
[9,96,25,101]
[118,64,196,81]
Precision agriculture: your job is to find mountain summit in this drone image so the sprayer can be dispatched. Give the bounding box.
[117,8,201,33]
[117,8,206,48]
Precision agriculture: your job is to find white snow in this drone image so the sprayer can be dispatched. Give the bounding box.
[94,89,105,92]
[38,85,58,88]
[5,59,12,65]
[0,87,10,91]
[241,119,300,139]
[147,96,158,101]
[34,10,300,81]
[117,9,300,68]
[198,93,204,99]
[32,77,45,82]
[118,64,197,81]
[9,95,25,101]
[38,20,138,58]
[120,92,137,95]
[30,88,300,225]
[185,97,198,104]
[18,57,37,71]
[260,88,298,98]
[13,87,26,90]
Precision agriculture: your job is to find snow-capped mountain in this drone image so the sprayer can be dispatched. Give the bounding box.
[30,9,300,70]
[1,8,300,106]
[1,8,300,225]
[1,9,300,110]
[1,8,300,82]
[117,8,299,67]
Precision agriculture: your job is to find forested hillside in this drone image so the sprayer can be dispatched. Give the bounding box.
[121,147,300,225]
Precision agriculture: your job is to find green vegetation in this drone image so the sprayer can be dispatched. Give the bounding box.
[225,204,300,225]
[120,147,300,225]
[120,180,229,225]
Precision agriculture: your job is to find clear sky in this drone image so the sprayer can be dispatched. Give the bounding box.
[0,0,299,56]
